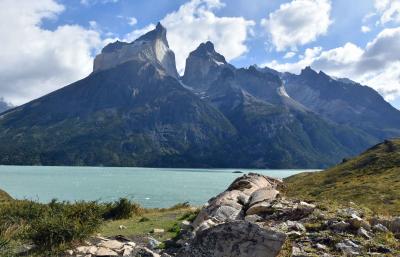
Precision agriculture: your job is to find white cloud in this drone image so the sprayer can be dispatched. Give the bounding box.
[0,0,102,105]
[125,24,156,41]
[283,52,296,59]
[80,0,119,6]
[374,0,400,25]
[89,20,98,29]
[261,0,332,52]
[126,0,255,74]
[266,46,322,73]
[361,26,371,33]
[362,12,376,23]
[265,27,400,102]
[128,17,137,26]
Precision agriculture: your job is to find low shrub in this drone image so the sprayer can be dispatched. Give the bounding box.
[103,198,141,220]
[169,202,190,210]
[29,212,101,250]
[139,217,150,222]
[0,198,144,253]
[179,209,199,222]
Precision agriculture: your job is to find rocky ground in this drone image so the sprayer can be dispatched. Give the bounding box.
[64,173,400,257]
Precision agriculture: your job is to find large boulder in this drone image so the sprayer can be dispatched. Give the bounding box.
[248,188,280,207]
[183,174,285,257]
[192,173,281,229]
[176,221,286,257]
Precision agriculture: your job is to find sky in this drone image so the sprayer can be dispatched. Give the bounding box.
[0,0,399,109]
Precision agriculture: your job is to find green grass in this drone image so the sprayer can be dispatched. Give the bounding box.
[284,139,400,215]
[0,197,143,256]
[0,194,198,256]
[100,206,198,242]
[0,189,11,203]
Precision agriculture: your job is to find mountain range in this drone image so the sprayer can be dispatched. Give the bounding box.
[0,23,399,168]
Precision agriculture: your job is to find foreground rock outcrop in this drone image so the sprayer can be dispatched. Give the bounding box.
[173,173,400,256]
[66,173,399,257]
[177,173,286,257]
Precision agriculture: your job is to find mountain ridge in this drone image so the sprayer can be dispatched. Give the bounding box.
[284,138,400,215]
[0,23,399,168]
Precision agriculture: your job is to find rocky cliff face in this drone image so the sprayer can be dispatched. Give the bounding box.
[94,23,179,79]
[182,41,232,91]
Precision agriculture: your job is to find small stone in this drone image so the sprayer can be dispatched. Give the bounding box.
[286,220,306,232]
[272,202,284,209]
[316,243,327,251]
[349,214,370,230]
[180,220,191,229]
[176,239,187,246]
[147,236,161,249]
[76,246,97,255]
[330,221,350,232]
[292,246,307,257]
[135,247,160,257]
[286,231,302,238]
[122,245,135,256]
[99,240,124,250]
[65,250,74,255]
[95,235,110,241]
[357,227,371,239]
[374,245,392,254]
[373,223,389,232]
[338,208,360,218]
[194,219,216,233]
[152,228,165,233]
[336,243,359,255]
[244,214,263,223]
[336,239,360,256]
[297,201,315,215]
[126,242,137,247]
[299,201,316,209]
[15,244,36,254]
[95,247,118,256]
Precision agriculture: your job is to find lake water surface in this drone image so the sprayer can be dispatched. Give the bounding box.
[0,166,316,208]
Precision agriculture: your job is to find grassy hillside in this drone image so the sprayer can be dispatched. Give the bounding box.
[284,139,400,215]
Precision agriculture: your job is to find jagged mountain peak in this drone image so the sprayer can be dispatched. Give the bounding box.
[93,22,179,78]
[190,41,227,65]
[136,22,169,47]
[182,41,231,90]
[300,66,318,76]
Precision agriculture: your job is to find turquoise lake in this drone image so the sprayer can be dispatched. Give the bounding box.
[0,166,316,208]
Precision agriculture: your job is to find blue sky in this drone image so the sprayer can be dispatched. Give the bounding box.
[46,0,375,68]
[0,0,399,108]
